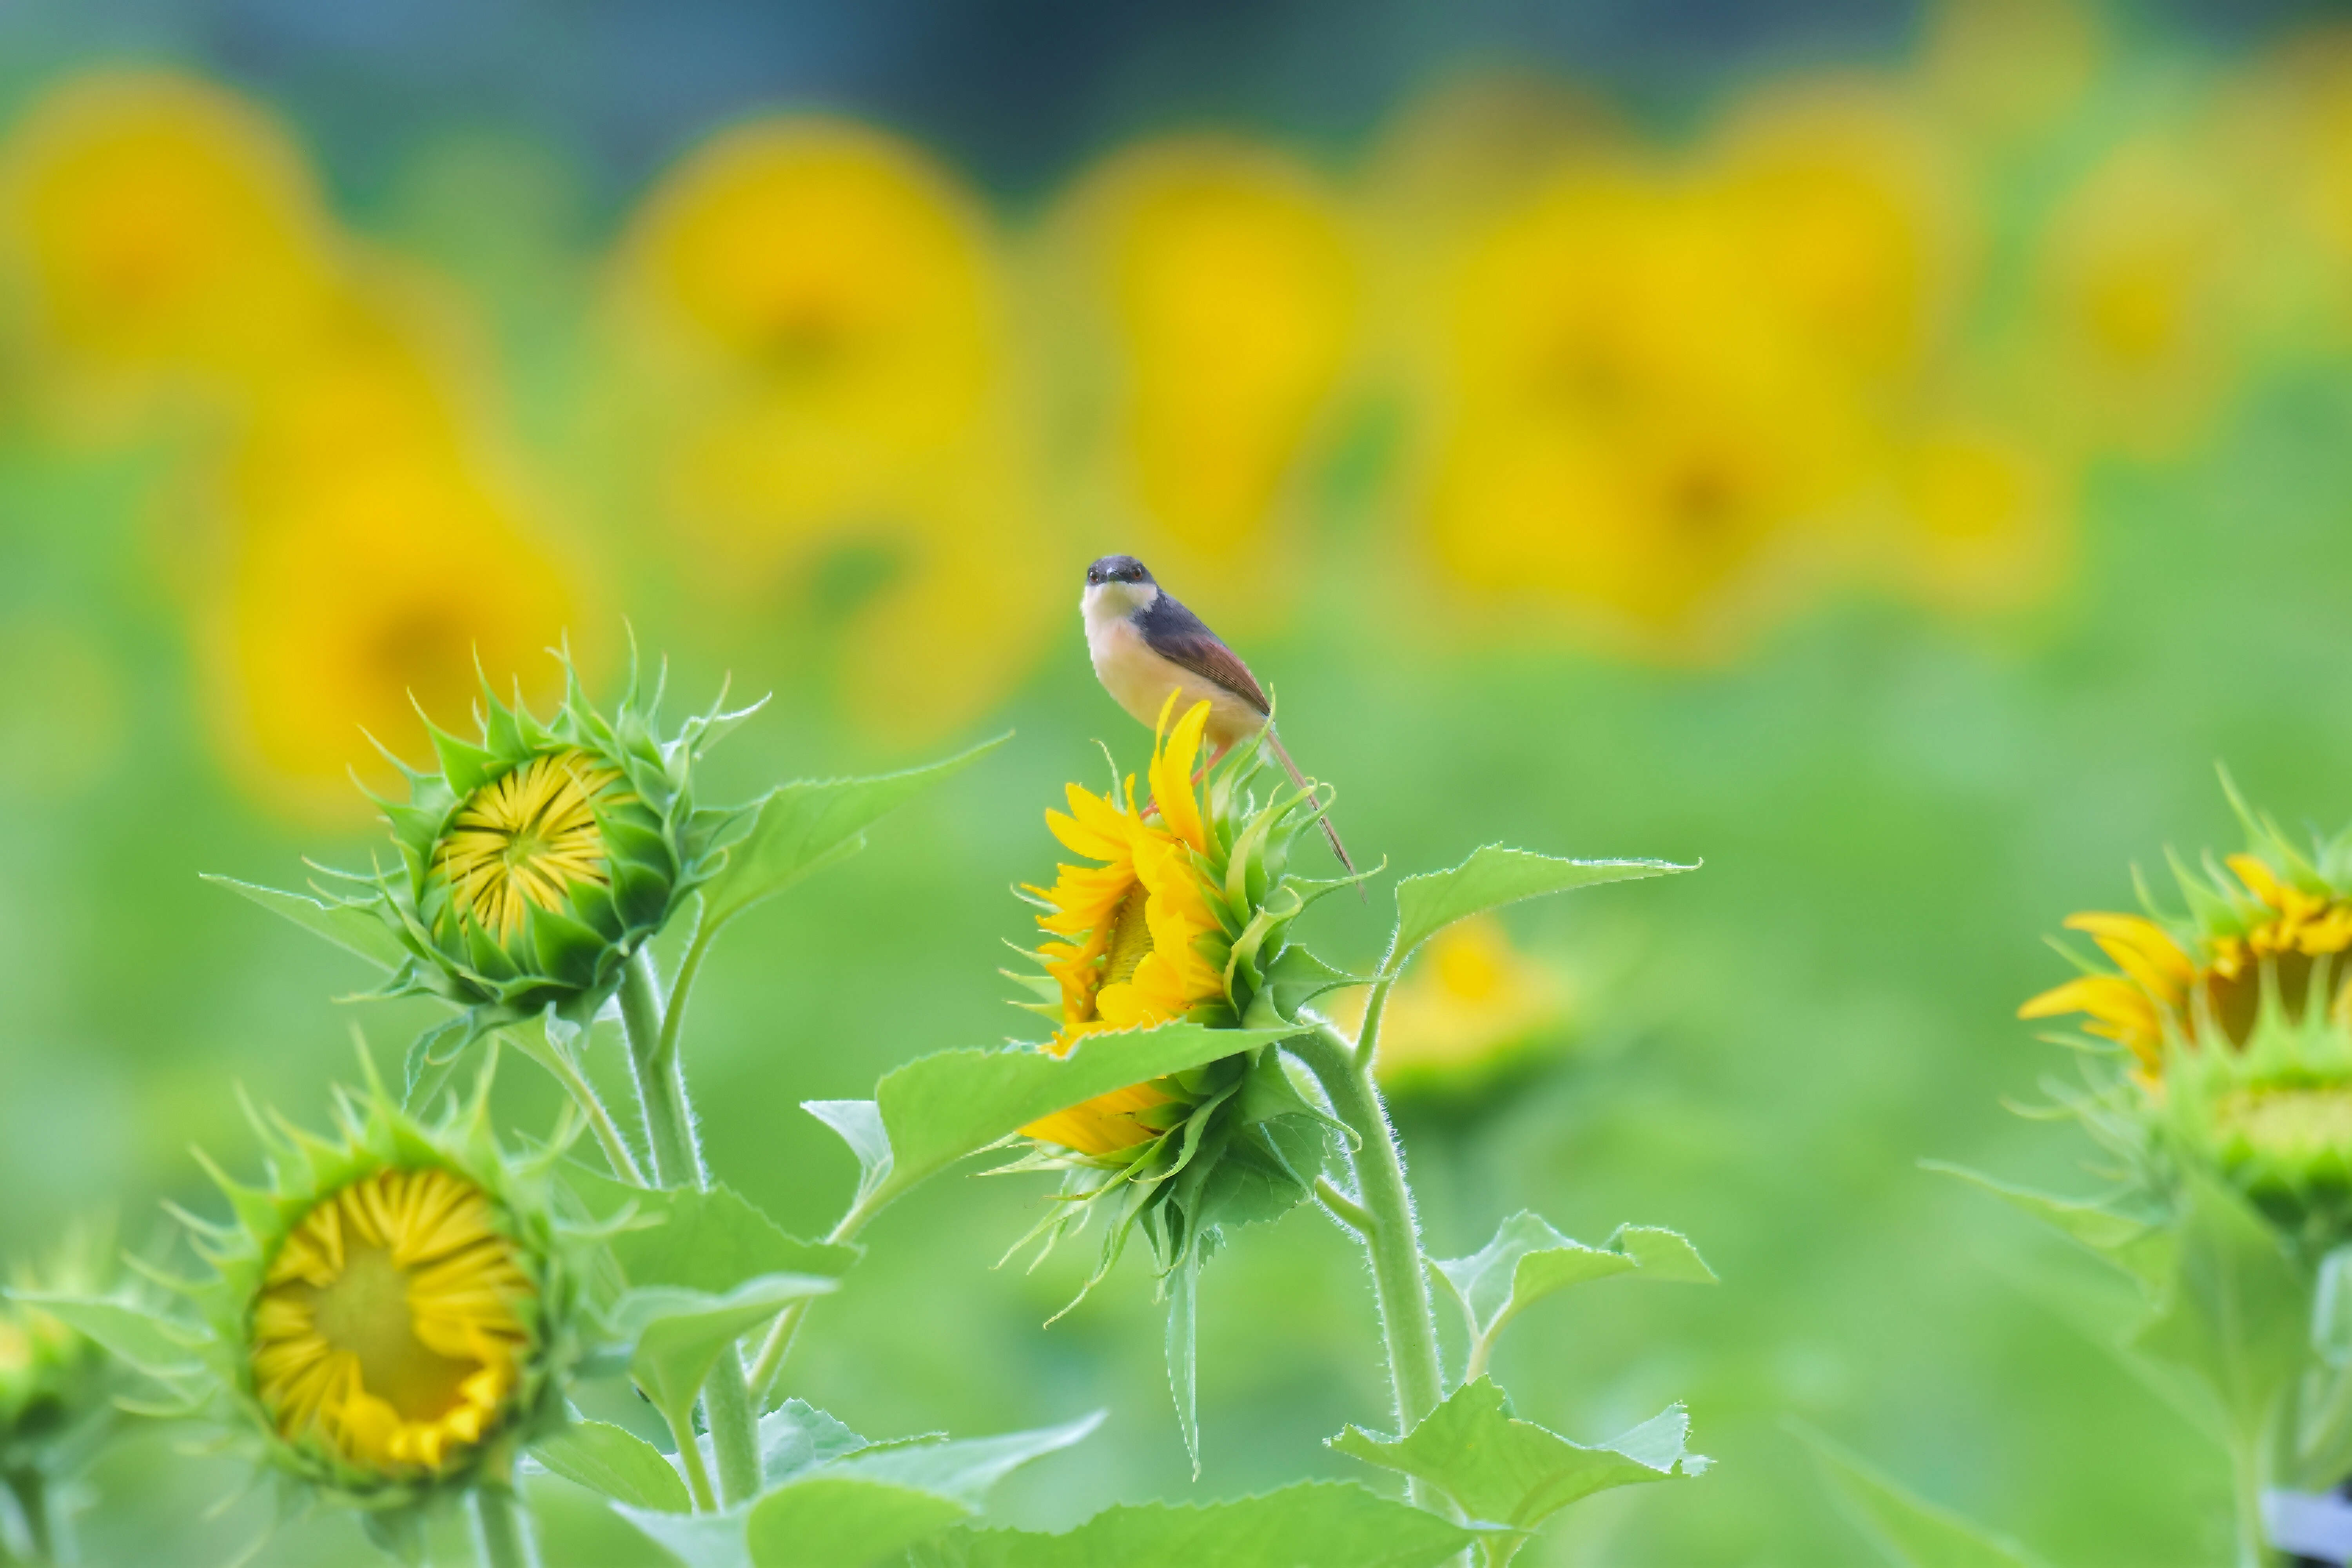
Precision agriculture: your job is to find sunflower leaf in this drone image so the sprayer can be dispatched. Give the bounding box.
[562,1167,860,1296]
[1790,1421,2045,1568]
[1330,1379,1703,1535]
[853,1023,1296,1212]
[699,735,1010,939]
[1432,1211,1716,1344]
[1386,848,1694,976]
[740,1413,1102,1568]
[202,875,409,971]
[617,1274,838,1437]
[906,1481,1488,1568]
[531,1419,693,1514]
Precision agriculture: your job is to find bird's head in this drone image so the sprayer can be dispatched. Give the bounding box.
[1082,554,1160,617]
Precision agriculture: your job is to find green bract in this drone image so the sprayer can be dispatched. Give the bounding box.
[330,649,758,1036]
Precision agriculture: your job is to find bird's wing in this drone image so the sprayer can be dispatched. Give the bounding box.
[1141,595,1270,714]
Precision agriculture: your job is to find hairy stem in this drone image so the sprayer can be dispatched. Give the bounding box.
[1294,1026,1446,1448]
[469,1485,539,1568]
[505,1025,644,1185]
[617,948,762,1506]
[620,949,699,1188]
[750,1187,884,1405]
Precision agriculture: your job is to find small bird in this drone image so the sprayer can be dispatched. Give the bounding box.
[1081,554,1355,877]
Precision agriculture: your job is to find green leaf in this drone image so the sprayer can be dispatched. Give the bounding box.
[6,1292,206,1380]
[804,1100,893,1196]
[2129,1169,2309,1443]
[202,875,408,971]
[1925,1162,2174,1290]
[532,1419,693,1514]
[1432,1212,1715,1343]
[563,1168,860,1296]
[741,1414,1103,1568]
[617,1274,837,1436]
[698,737,1008,937]
[614,1505,751,1568]
[1330,1379,1701,1534]
[1790,1421,2043,1568]
[760,1400,867,1486]
[909,1481,1483,1568]
[848,1022,1296,1212]
[1387,848,1692,975]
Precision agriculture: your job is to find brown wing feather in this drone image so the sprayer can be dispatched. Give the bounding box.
[1141,595,1270,713]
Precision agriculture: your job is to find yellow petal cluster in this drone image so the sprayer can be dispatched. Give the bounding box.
[251,1167,533,1477]
[430,751,624,940]
[2020,855,2352,1076]
[1021,701,1225,1156]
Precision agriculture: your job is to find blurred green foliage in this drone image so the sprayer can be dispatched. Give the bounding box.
[6,3,2352,1562]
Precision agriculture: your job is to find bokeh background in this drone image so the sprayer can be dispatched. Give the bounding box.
[4,0,2352,1561]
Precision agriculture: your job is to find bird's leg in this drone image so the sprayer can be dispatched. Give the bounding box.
[1192,739,1233,787]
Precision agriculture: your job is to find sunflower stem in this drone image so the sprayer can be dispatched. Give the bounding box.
[468,1485,539,1568]
[1294,1025,1447,1496]
[750,1187,884,1406]
[501,1024,644,1185]
[620,949,700,1188]
[667,1405,719,1513]
[704,1354,764,1507]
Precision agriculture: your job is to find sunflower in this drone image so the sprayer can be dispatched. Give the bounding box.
[296,653,749,1038]
[1003,695,1350,1282]
[179,1075,582,1508]
[1021,697,1231,1156]
[2020,851,2352,1075]
[2021,797,2352,1238]
[250,1167,533,1476]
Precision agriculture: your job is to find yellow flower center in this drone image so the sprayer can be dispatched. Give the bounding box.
[432,750,621,940]
[251,1167,534,1477]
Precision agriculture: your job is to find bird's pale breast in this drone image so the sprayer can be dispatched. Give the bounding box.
[1087,618,1264,750]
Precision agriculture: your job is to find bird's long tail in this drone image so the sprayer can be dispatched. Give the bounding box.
[1262,726,1360,893]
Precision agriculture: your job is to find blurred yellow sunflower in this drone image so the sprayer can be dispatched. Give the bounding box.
[0,69,334,400]
[1891,420,2067,613]
[608,116,1049,742]
[1051,140,1359,584]
[1021,700,1227,1156]
[615,118,1005,560]
[1365,916,1569,1096]
[2022,855,2352,1077]
[252,1166,533,1476]
[196,288,580,815]
[1703,82,1962,388]
[2029,133,2249,459]
[1421,160,1869,655]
